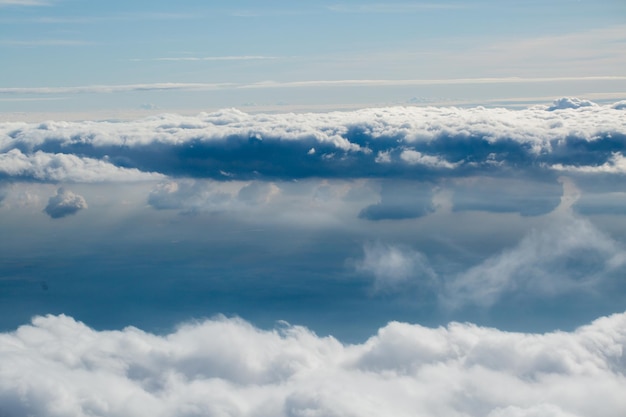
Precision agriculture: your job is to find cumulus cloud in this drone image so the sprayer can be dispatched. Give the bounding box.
[1,99,625,183]
[355,241,436,292]
[399,149,458,169]
[43,187,87,218]
[547,97,598,111]
[0,149,164,182]
[1,312,625,417]
[552,152,626,174]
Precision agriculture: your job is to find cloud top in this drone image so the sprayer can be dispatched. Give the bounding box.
[1,312,625,417]
[1,99,625,183]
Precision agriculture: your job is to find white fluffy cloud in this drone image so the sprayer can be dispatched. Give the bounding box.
[1,312,625,417]
[553,152,626,174]
[43,187,87,218]
[399,149,458,169]
[0,149,164,182]
[1,99,625,182]
[547,97,598,111]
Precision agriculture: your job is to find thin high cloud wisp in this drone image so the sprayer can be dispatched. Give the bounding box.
[2,78,625,95]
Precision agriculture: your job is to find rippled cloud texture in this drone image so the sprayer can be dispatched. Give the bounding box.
[1,313,625,417]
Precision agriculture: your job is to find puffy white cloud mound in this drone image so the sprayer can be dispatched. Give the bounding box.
[44,187,87,218]
[1,99,625,182]
[547,97,597,111]
[1,312,625,417]
[0,149,164,182]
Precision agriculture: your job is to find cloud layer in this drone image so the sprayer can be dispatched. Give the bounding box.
[1,312,625,417]
[1,99,625,183]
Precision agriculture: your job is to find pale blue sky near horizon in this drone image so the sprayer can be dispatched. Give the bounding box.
[1,0,625,114]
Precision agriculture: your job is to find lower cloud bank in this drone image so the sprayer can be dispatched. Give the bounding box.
[1,313,625,417]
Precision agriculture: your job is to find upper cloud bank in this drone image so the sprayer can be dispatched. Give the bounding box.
[1,312,625,417]
[1,98,625,183]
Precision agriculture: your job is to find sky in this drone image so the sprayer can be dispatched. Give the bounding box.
[1,1,626,417]
[1,0,625,115]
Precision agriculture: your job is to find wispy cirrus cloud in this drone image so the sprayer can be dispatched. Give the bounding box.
[0,39,91,46]
[150,55,278,62]
[327,2,466,13]
[0,82,234,95]
[0,0,50,6]
[2,76,625,95]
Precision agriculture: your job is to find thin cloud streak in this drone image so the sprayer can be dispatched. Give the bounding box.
[151,55,278,62]
[0,39,91,46]
[2,76,625,95]
[0,83,235,95]
[0,0,49,6]
[328,2,467,13]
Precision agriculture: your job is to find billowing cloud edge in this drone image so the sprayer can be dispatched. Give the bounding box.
[1,98,625,183]
[0,149,165,182]
[1,311,625,417]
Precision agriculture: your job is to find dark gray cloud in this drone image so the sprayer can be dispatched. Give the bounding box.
[0,312,625,417]
[43,187,87,218]
[1,99,625,183]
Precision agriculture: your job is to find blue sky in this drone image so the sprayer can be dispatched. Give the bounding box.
[1,0,625,114]
[1,2,626,417]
